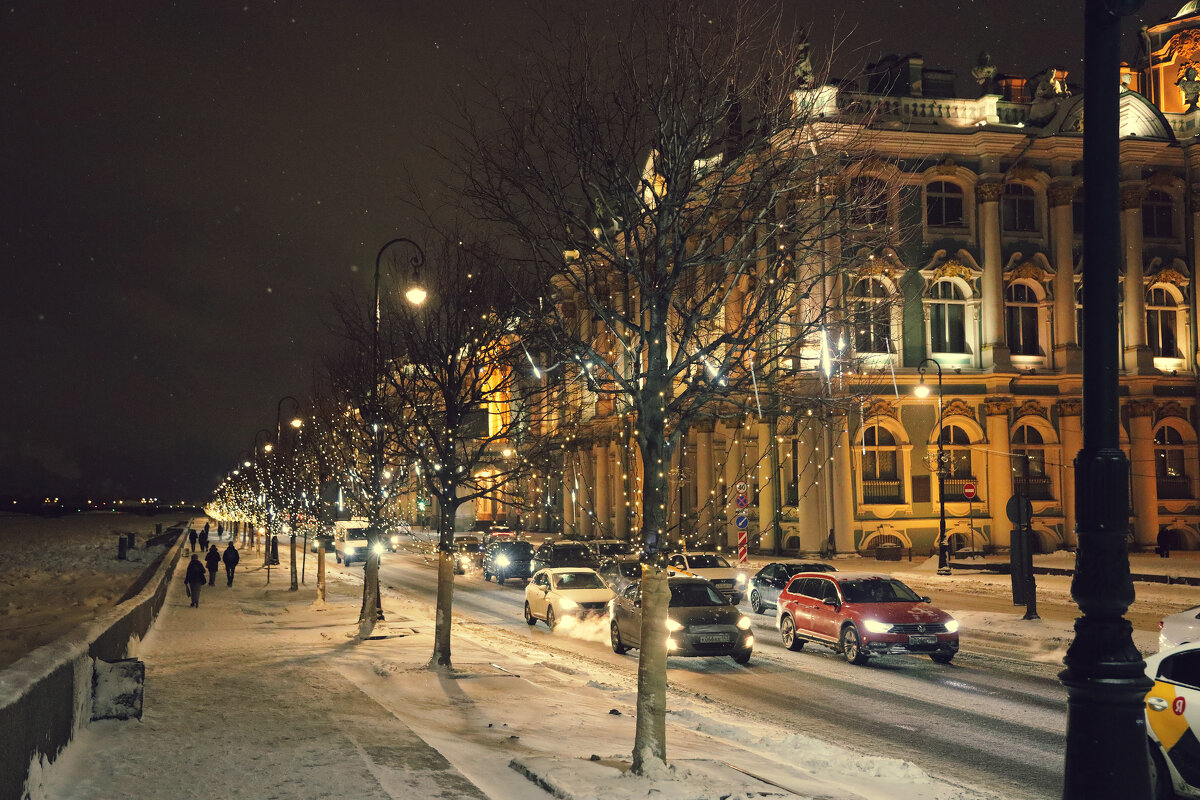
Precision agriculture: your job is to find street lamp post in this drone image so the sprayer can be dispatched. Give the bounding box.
[275,395,302,591]
[914,358,951,576]
[251,428,275,567]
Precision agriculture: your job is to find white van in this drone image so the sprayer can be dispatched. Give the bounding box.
[334,520,382,566]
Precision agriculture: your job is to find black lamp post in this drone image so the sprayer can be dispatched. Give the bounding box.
[275,395,302,591]
[1061,2,1151,798]
[251,428,275,565]
[914,357,951,576]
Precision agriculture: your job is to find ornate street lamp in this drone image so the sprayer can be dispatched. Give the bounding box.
[914,357,951,576]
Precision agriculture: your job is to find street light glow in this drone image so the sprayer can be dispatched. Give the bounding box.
[405,285,427,305]
[913,383,931,399]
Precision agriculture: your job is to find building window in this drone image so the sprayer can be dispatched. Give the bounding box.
[926,181,965,228]
[1006,283,1040,356]
[850,277,891,354]
[1011,425,1052,500]
[848,177,888,230]
[929,280,967,353]
[861,425,902,504]
[1146,286,1181,358]
[1155,425,1190,499]
[1002,184,1038,233]
[937,424,973,478]
[1143,190,1174,239]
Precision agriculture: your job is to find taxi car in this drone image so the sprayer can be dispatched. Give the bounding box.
[1146,640,1200,798]
[776,572,958,665]
[666,552,748,604]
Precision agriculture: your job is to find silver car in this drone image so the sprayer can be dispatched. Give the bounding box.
[1160,604,1200,650]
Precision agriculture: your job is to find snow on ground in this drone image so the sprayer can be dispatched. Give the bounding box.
[0,513,181,669]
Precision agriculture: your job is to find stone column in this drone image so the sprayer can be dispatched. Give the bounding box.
[723,420,746,549]
[611,438,629,541]
[831,412,856,555]
[978,180,1010,370]
[1128,399,1159,550]
[1121,184,1153,373]
[694,420,715,546]
[562,450,577,537]
[1057,399,1083,548]
[578,442,594,539]
[1050,182,1081,371]
[984,398,1014,549]
[757,420,775,550]
[593,435,610,538]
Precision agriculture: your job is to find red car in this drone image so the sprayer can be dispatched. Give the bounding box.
[776,572,959,665]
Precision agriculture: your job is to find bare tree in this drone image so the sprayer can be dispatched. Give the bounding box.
[380,235,555,668]
[453,2,891,772]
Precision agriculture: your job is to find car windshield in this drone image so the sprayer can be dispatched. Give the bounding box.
[497,542,534,557]
[596,542,630,556]
[838,578,922,603]
[556,545,592,560]
[686,554,730,569]
[456,538,481,550]
[618,562,642,578]
[554,572,605,590]
[669,582,728,607]
[784,563,832,575]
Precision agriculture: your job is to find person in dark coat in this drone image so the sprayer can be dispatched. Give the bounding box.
[199,527,209,551]
[222,542,240,586]
[184,554,206,607]
[1159,528,1172,558]
[188,528,198,552]
[216,521,224,540]
[204,545,221,585]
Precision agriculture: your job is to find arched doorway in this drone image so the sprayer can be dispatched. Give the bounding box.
[1162,528,1199,551]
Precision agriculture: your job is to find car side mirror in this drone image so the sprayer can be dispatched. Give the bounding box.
[822,597,839,607]
[922,596,932,603]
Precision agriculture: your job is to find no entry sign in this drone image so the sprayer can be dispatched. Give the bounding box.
[962,482,976,500]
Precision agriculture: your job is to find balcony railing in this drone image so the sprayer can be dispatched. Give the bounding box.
[862,479,903,504]
[941,477,980,502]
[1013,475,1054,501]
[1157,474,1192,500]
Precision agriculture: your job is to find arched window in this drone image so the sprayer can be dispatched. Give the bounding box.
[1002,184,1038,232]
[1006,283,1040,355]
[850,277,891,354]
[1146,286,1181,358]
[926,181,965,228]
[1143,190,1174,239]
[1155,425,1190,499]
[848,177,888,229]
[929,280,967,353]
[861,425,902,504]
[1012,425,1051,499]
[937,424,973,478]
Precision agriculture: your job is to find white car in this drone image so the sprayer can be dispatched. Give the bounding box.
[666,552,748,604]
[334,521,384,567]
[523,568,614,630]
[1161,605,1200,651]
[1146,640,1200,798]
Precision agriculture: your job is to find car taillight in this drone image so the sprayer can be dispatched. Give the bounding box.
[1160,620,1164,630]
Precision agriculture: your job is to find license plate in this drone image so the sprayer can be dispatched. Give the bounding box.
[699,634,730,644]
[908,635,937,646]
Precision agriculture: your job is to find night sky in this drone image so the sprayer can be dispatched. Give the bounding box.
[0,1,1181,501]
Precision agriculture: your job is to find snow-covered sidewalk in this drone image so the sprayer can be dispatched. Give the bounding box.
[33,547,998,800]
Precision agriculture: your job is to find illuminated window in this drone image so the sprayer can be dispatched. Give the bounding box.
[1006,283,1040,355]
[1155,425,1190,499]
[937,424,973,478]
[850,277,891,353]
[929,280,967,353]
[1146,286,1181,358]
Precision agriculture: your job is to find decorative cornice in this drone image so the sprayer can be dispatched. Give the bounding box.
[1158,400,1189,424]
[1120,185,1147,211]
[932,158,959,176]
[1056,399,1083,417]
[1015,399,1049,420]
[983,397,1014,417]
[1009,163,1042,182]
[931,260,974,282]
[1155,267,1190,288]
[976,181,1004,203]
[1048,183,1078,207]
[1146,169,1178,189]
[942,398,975,420]
[866,399,898,421]
[1008,261,1049,283]
[1170,29,1200,66]
[1126,399,1157,418]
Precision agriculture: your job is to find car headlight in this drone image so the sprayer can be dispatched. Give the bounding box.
[372,542,385,555]
[666,636,679,651]
[735,573,748,587]
[345,545,357,554]
[495,555,510,567]
[390,535,400,545]
[665,618,684,632]
[944,619,959,634]
[736,616,752,631]
[863,619,894,634]
[558,596,578,610]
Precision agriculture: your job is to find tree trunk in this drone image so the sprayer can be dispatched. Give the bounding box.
[430,504,457,668]
[316,541,327,604]
[289,531,299,591]
[358,546,384,636]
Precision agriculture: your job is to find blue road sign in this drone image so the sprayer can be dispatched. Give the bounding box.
[735,514,749,529]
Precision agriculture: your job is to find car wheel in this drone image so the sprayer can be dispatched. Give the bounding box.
[611,621,629,654]
[732,650,751,665]
[524,602,537,626]
[840,625,868,665]
[930,653,954,664]
[497,576,506,587]
[1149,742,1173,800]
[749,591,764,615]
[546,606,557,630]
[780,615,804,652]
[483,570,491,582]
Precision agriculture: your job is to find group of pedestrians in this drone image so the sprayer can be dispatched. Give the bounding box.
[183,522,241,608]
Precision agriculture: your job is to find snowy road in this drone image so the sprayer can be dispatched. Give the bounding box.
[361,550,1067,800]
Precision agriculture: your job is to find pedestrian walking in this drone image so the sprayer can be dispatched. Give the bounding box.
[188,528,198,552]
[199,527,209,551]
[216,521,224,540]
[1158,529,1172,559]
[205,544,221,586]
[184,554,206,607]
[223,541,240,586]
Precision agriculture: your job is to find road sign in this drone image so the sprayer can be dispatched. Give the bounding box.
[735,481,748,494]
[1006,495,1033,527]
[735,513,749,529]
[962,482,976,500]
[735,495,749,509]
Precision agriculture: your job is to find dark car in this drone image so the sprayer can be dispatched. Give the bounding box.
[587,539,635,559]
[308,531,336,554]
[483,540,535,585]
[610,577,753,664]
[452,535,485,575]
[776,572,959,665]
[596,555,642,594]
[530,541,598,574]
[749,561,837,614]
